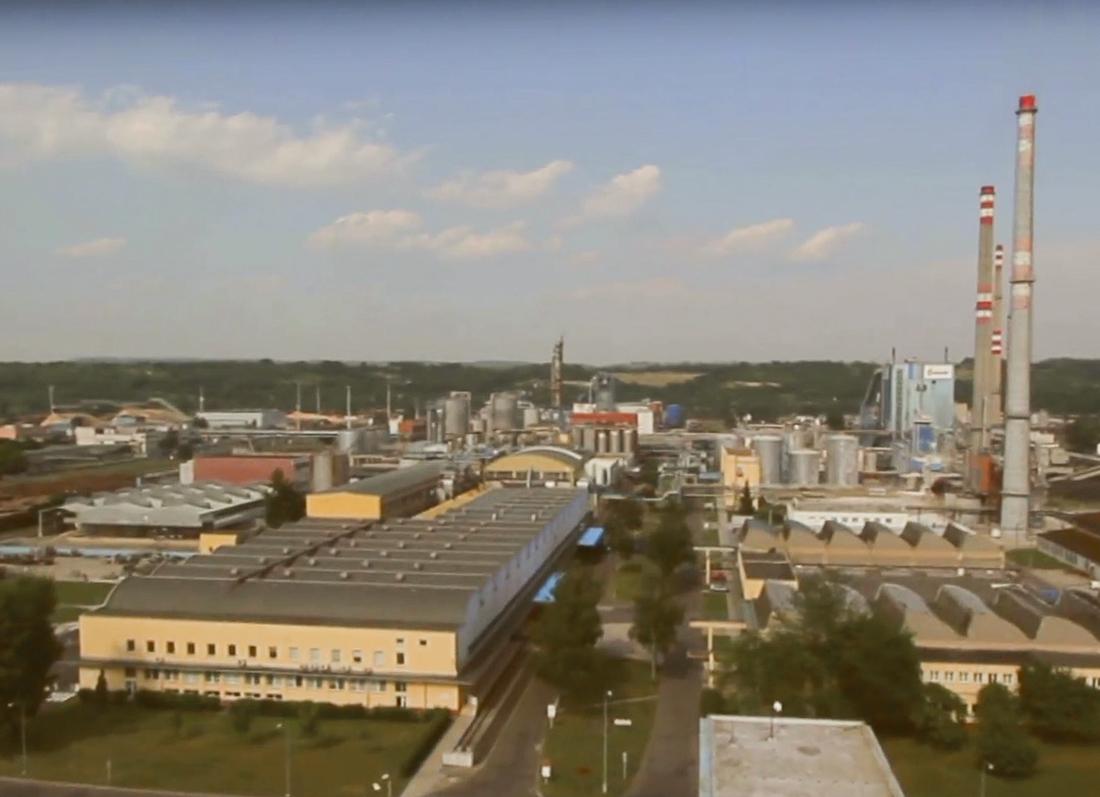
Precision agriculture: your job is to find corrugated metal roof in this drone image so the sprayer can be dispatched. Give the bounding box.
[321,461,446,497]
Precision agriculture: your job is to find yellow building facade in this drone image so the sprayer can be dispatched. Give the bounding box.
[720,447,760,509]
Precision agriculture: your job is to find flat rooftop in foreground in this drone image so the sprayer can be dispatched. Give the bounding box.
[700,715,904,797]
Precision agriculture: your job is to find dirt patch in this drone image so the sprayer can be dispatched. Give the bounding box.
[613,371,702,387]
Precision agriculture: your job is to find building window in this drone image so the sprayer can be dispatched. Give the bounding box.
[331,649,342,664]
[396,638,405,646]
[352,650,363,664]
[1003,672,1014,685]
[126,639,136,652]
[396,652,406,666]
[146,641,155,653]
[228,644,237,656]
[124,667,137,678]
[269,646,278,659]
[395,681,407,693]
[289,647,300,662]
[373,651,385,667]
[419,639,428,647]
[187,642,196,655]
[309,648,321,664]
[207,644,216,656]
[959,672,970,683]
[248,646,257,658]
[944,671,954,682]
[930,670,940,682]
[167,642,176,654]
[974,672,984,683]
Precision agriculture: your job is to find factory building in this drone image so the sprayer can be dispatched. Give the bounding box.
[719,446,760,508]
[859,361,955,436]
[185,452,351,493]
[78,487,589,710]
[483,447,586,487]
[63,482,268,538]
[197,409,288,430]
[1037,527,1100,580]
[305,462,447,521]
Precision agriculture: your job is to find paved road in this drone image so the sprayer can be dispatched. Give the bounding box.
[0,779,236,797]
[429,674,554,797]
[625,652,702,797]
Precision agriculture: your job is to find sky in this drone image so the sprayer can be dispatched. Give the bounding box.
[0,1,1098,364]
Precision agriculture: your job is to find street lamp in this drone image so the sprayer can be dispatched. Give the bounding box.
[602,690,613,795]
[6,701,27,776]
[371,774,392,797]
[275,722,292,797]
[769,700,783,741]
[979,761,993,797]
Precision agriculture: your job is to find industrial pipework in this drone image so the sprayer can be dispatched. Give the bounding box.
[1000,94,1038,542]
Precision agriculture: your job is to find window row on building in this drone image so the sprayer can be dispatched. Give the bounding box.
[124,638,430,667]
[921,668,1016,686]
[129,667,409,694]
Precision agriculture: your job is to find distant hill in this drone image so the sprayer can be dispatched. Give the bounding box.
[1,358,1097,422]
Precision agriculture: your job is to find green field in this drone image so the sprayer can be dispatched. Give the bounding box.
[0,701,437,796]
[542,659,659,797]
[611,560,658,603]
[54,580,115,606]
[51,605,85,624]
[1006,548,1070,570]
[882,736,1100,796]
[701,591,729,621]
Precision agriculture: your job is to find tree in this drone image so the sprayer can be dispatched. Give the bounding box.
[265,469,306,528]
[737,483,754,515]
[645,503,693,577]
[825,409,845,431]
[531,568,605,700]
[606,498,643,531]
[157,429,180,456]
[630,573,684,678]
[975,682,1038,778]
[915,683,968,750]
[94,670,109,707]
[1017,662,1100,742]
[0,441,29,477]
[605,518,635,560]
[0,577,63,733]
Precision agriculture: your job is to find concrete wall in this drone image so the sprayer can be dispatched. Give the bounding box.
[193,455,309,487]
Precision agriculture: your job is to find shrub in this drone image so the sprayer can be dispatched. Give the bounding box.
[298,702,321,738]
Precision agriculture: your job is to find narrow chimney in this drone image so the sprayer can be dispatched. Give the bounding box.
[970,185,997,475]
[990,244,1005,423]
[1000,94,1038,543]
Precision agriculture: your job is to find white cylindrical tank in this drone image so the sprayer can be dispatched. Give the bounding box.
[522,407,540,429]
[623,429,637,455]
[788,449,821,487]
[444,395,470,438]
[596,430,609,454]
[825,434,860,486]
[571,427,583,448]
[609,428,623,454]
[312,451,334,492]
[581,426,597,452]
[336,429,362,454]
[490,393,519,432]
[753,435,783,485]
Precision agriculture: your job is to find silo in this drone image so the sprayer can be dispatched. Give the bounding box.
[571,427,584,448]
[609,428,623,454]
[596,430,609,454]
[336,429,362,454]
[522,407,540,429]
[490,393,519,431]
[623,429,637,456]
[593,373,616,411]
[581,426,597,452]
[753,435,783,485]
[312,451,334,492]
[444,395,470,439]
[825,434,860,486]
[788,449,821,487]
[465,433,479,449]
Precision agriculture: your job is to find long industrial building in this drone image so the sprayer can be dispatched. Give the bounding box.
[79,486,589,710]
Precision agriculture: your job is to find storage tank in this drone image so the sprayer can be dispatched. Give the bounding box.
[623,429,637,456]
[490,393,519,432]
[443,395,470,439]
[581,426,597,452]
[825,434,860,486]
[312,450,334,492]
[571,427,583,448]
[335,429,362,454]
[753,435,783,485]
[664,404,685,429]
[787,449,821,487]
[609,428,623,454]
[522,407,540,429]
[596,430,609,454]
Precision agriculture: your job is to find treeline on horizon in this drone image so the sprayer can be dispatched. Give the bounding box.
[0,358,1098,423]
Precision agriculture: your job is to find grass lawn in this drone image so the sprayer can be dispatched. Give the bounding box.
[882,735,1100,796]
[1006,548,1070,570]
[51,605,85,624]
[543,659,659,797]
[611,560,658,603]
[701,591,729,621]
[696,527,720,547]
[0,701,437,796]
[54,580,115,606]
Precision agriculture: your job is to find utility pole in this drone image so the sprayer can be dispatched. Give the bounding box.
[602,690,611,794]
[295,382,302,431]
[345,385,352,430]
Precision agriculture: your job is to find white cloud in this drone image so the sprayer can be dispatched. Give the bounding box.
[426,159,573,208]
[310,211,531,259]
[308,210,423,247]
[0,83,409,187]
[790,222,867,261]
[401,222,532,259]
[562,164,661,226]
[55,237,127,258]
[701,218,794,256]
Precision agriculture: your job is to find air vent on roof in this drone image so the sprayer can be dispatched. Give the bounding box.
[283,569,294,578]
[397,541,406,549]
[430,551,438,559]
[459,534,468,541]
[380,550,388,557]
[282,547,291,555]
[444,542,453,550]
[531,513,538,522]
[414,562,422,571]
[361,560,370,568]
[258,556,268,565]
[414,532,422,540]
[395,573,405,582]
[491,512,498,521]
[230,567,240,576]
[340,571,349,580]
[348,539,357,548]
[330,548,340,556]
[308,558,317,566]
[341,524,351,530]
[380,525,389,531]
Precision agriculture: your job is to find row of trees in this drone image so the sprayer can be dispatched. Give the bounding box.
[0,577,63,740]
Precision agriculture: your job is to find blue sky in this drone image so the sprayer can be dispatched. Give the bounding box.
[1,2,1097,363]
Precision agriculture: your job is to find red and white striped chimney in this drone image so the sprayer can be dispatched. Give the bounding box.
[970,185,997,464]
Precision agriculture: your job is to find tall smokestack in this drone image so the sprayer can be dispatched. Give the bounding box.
[990,244,1005,422]
[1000,94,1038,543]
[551,336,564,409]
[970,185,997,466]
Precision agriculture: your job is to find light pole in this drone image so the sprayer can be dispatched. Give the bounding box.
[276,722,292,797]
[6,701,27,776]
[979,761,993,797]
[371,773,391,797]
[769,700,783,741]
[602,689,612,794]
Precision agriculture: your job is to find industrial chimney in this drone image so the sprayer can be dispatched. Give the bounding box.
[970,185,996,464]
[1000,94,1038,543]
[551,336,564,409]
[990,244,1005,423]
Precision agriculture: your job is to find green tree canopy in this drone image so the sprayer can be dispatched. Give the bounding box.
[531,568,605,700]
[630,571,684,678]
[645,502,694,577]
[0,577,63,731]
[975,682,1038,778]
[1017,661,1100,742]
[265,469,306,528]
